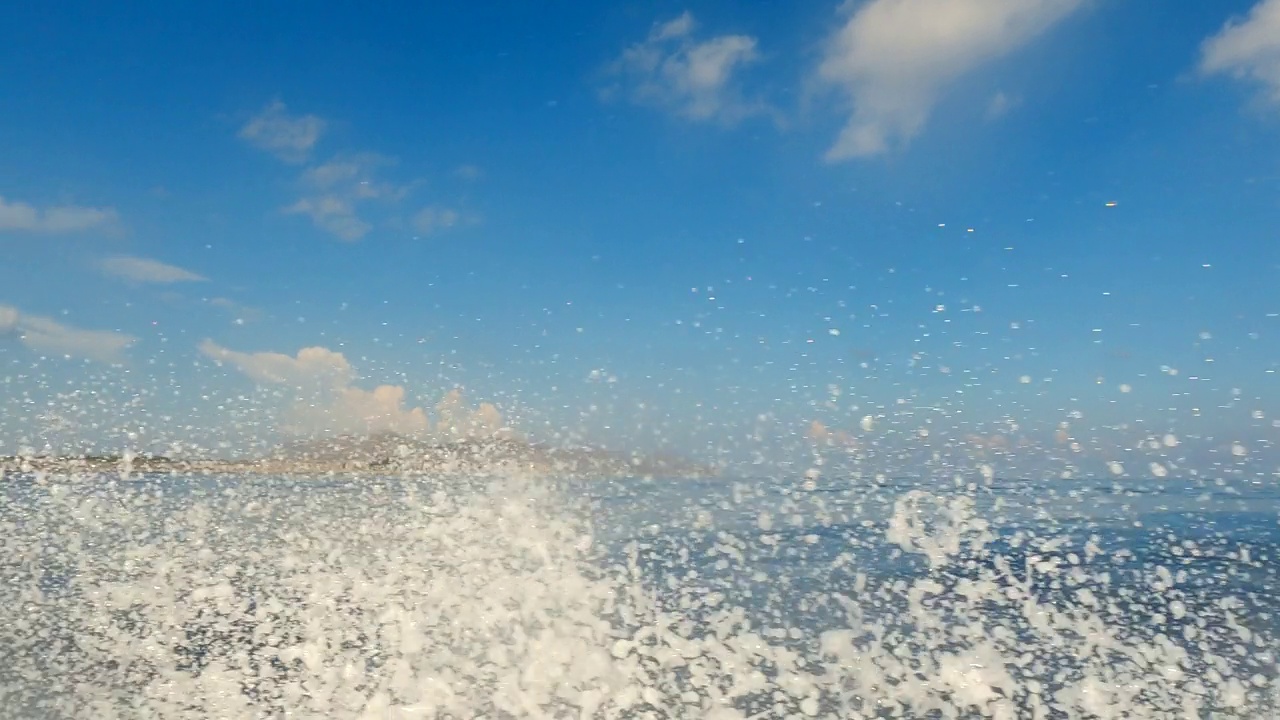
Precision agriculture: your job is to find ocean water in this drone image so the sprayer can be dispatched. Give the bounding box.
[1,469,1277,719]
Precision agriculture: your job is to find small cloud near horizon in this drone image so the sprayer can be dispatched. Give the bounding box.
[0,195,119,234]
[198,339,355,388]
[199,339,508,439]
[101,256,207,284]
[0,304,135,362]
[806,419,859,448]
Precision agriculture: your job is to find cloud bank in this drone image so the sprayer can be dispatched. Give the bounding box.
[0,304,135,362]
[0,196,119,234]
[1201,0,1280,104]
[817,0,1082,160]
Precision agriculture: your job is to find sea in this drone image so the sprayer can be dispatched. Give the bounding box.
[1,468,1277,719]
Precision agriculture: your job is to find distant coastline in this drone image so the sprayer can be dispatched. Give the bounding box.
[0,434,718,480]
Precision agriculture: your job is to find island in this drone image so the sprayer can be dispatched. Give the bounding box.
[0,434,719,480]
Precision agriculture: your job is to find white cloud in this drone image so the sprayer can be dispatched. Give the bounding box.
[285,154,410,241]
[239,100,326,163]
[302,154,405,198]
[284,384,431,437]
[0,305,17,333]
[1201,0,1280,104]
[15,317,134,362]
[0,304,135,362]
[606,11,764,123]
[817,0,1082,160]
[0,196,119,234]
[200,339,506,438]
[239,106,454,243]
[434,388,504,440]
[101,256,207,284]
[284,196,372,241]
[206,297,260,324]
[412,206,461,235]
[654,11,696,41]
[198,340,355,388]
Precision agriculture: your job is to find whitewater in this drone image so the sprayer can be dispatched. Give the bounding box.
[1,468,1276,719]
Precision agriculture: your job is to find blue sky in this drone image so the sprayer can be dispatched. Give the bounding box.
[1,1,1278,461]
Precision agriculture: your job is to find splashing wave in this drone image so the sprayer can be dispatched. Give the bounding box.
[1,471,1276,718]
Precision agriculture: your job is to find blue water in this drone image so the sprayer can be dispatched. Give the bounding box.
[1,470,1277,718]
[587,474,1280,634]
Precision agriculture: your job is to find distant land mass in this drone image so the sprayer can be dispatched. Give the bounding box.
[0,433,719,480]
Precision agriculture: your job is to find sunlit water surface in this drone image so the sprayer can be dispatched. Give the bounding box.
[1,470,1277,719]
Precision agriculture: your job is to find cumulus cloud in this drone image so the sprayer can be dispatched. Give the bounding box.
[100,256,207,284]
[0,304,135,362]
[1200,0,1280,104]
[284,384,431,437]
[817,0,1082,160]
[435,388,505,440]
[605,11,765,123]
[200,340,506,438]
[199,340,355,388]
[0,196,119,234]
[239,100,326,163]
